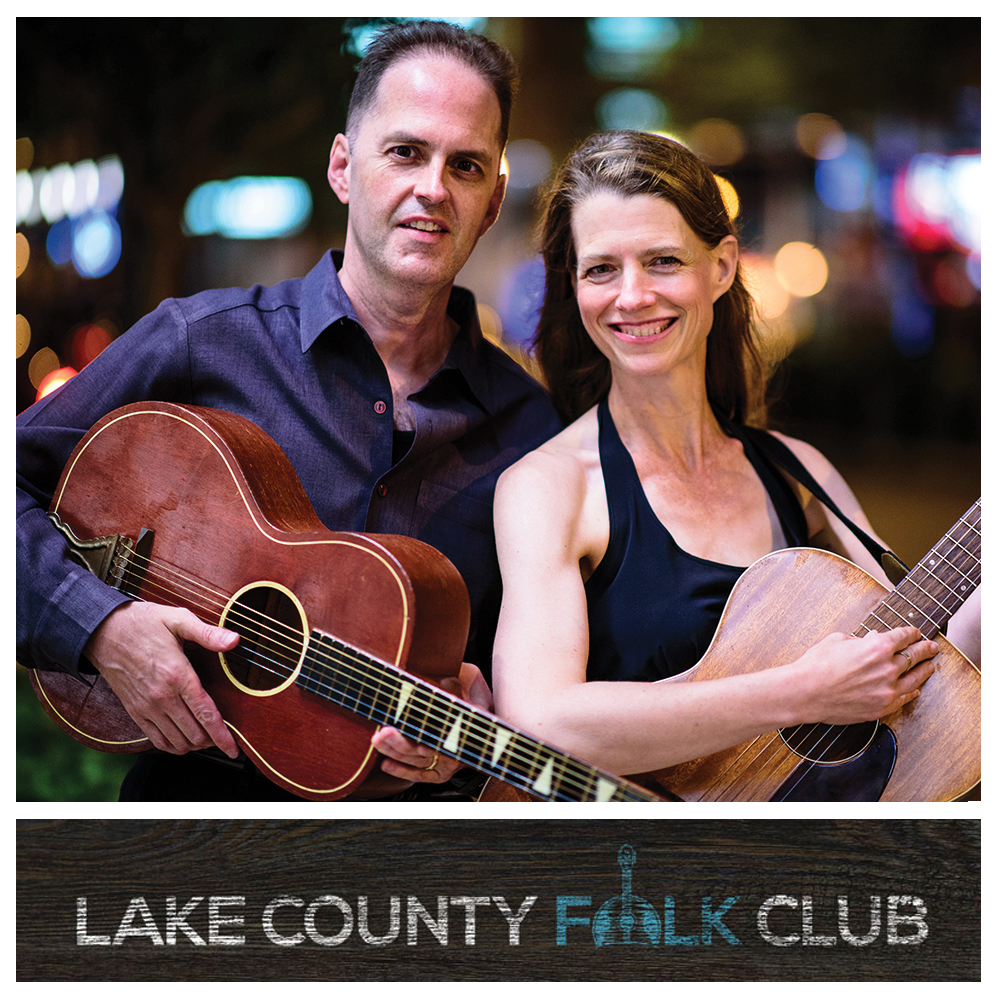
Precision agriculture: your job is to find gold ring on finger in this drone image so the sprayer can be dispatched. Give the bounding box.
[897,648,913,670]
[423,753,439,772]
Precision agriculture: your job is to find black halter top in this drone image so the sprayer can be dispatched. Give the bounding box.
[584,397,811,683]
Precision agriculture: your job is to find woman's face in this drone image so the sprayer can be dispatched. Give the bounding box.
[571,190,737,385]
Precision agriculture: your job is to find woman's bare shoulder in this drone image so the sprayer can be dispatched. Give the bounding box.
[497,405,600,500]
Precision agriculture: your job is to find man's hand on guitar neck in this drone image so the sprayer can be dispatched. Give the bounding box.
[372,661,493,784]
[84,601,240,758]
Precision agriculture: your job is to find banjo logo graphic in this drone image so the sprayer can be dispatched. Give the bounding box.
[593,844,661,946]
[556,843,740,947]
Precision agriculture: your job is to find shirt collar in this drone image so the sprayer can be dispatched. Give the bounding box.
[300,249,501,414]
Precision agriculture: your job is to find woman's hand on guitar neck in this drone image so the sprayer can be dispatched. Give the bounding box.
[84,601,240,758]
[371,661,493,784]
[790,625,939,725]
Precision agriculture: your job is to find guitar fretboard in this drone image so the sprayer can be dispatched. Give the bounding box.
[298,635,659,803]
[858,499,980,639]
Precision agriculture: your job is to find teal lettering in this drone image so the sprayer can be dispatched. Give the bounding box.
[663,896,699,946]
[555,896,591,944]
[701,896,740,945]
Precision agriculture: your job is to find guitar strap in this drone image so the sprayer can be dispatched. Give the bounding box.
[739,425,911,586]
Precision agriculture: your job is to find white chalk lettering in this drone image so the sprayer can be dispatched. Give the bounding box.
[76,896,110,946]
[887,895,929,944]
[113,896,164,946]
[839,895,881,947]
[304,895,352,946]
[492,895,538,945]
[407,895,449,945]
[357,895,402,946]
[262,895,305,946]
[165,896,206,946]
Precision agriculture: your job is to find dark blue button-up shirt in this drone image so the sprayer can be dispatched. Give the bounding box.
[17,250,562,682]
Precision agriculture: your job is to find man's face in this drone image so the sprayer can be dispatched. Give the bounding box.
[329,53,507,296]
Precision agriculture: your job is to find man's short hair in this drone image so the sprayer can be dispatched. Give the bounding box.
[346,19,518,153]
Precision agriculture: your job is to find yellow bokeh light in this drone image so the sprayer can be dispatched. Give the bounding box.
[796,113,847,160]
[16,232,30,277]
[741,252,790,319]
[17,137,35,172]
[16,315,31,358]
[477,303,503,346]
[28,347,59,390]
[715,175,740,220]
[774,242,829,298]
[688,118,746,166]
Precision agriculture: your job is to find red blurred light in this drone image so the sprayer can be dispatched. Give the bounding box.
[36,366,78,401]
[70,323,114,368]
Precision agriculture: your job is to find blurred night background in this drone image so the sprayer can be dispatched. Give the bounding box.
[16,17,980,800]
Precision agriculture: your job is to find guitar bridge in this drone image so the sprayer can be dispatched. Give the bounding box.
[47,512,153,593]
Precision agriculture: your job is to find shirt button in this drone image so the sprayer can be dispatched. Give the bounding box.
[374,400,387,414]
[376,483,388,498]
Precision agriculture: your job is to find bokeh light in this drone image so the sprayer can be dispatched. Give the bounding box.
[815,135,873,212]
[20,156,124,228]
[587,17,681,79]
[477,303,503,345]
[715,175,740,220]
[596,88,668,131]
[183,176,312,239]
[16,315,31,359]
[71,211,122,278]
[688,119,746,166]
[773,242,829,298]
[741,253,790,320]
[36,365,78,401]
[69,322,115,369]
[796,113,847,160]
[16,233,30,277]
[28,347,59,390]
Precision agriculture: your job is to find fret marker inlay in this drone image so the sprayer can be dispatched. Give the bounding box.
[596,778,617,802]
[444,717,462,753]
[532,757,555,796]
[393,681,414,723]
[491,727,513,767]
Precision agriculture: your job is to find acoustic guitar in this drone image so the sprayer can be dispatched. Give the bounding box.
[482,499,981,802]
[27,401,660,803]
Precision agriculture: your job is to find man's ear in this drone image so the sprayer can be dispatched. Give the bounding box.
[478,170,508,238]
[711,235,739,302]
[328,134,351,205]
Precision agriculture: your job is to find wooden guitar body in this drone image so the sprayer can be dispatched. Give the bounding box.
[482,537,980,803]
[638,548,980,802]
[29,402,469,800]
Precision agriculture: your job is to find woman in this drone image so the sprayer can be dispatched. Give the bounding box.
[491,130,979,782]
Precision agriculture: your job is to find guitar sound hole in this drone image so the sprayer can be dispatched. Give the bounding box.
[220,584,306,692]
[778,720,878,764]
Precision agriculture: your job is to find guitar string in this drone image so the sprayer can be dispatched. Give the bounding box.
[692,506,981,801]
[123,508,981,804]
[105,498,980,802]
[347,501,975,802]
[115,552,645,801]
[123,508,976,804]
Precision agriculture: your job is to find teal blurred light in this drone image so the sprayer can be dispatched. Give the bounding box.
[596,88,668,131]
[183,176,313,239]
[343,17,487,58]
[587,17,680,79]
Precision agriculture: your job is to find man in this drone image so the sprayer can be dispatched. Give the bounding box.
[16,21,562,800]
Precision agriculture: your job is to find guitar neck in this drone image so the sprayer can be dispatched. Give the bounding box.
[299,634,659,802]
[860,498,981,640]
